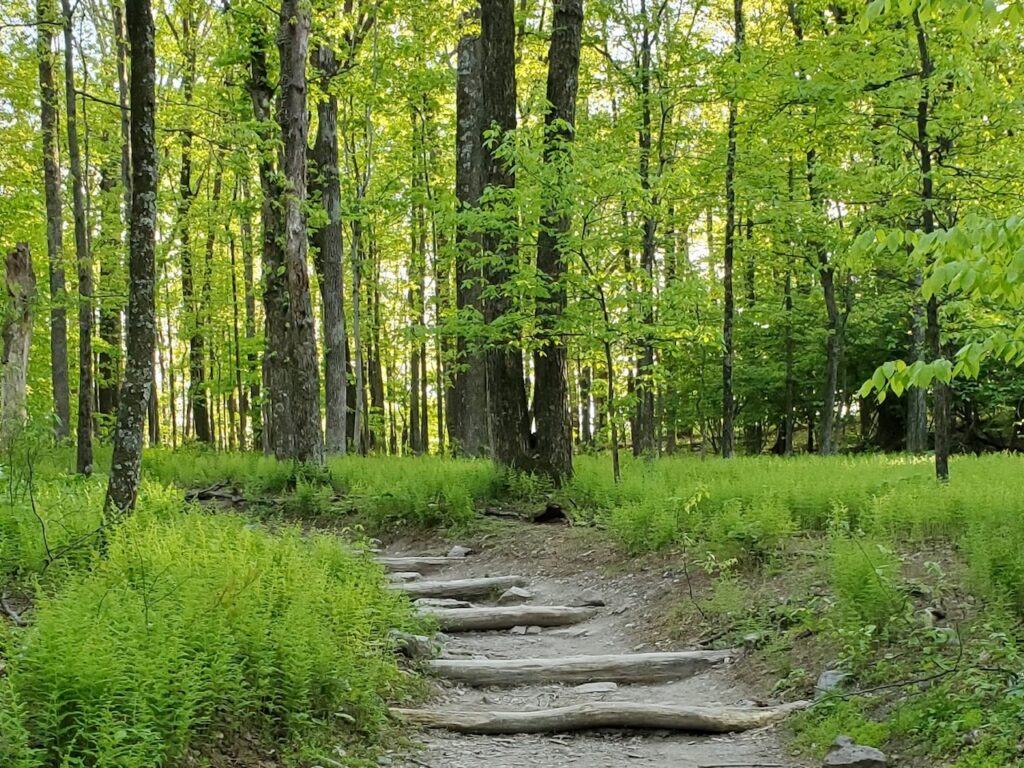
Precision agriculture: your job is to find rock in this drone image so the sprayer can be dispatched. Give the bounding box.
[388,630,439,660]
[815,668,849,697]
[823,735,887,768]
[571,589,606,607]
[573,682,618,694]
[387,571,422,583]
[498,586,535,605]
[526,625,543,634]
[448,545,472,558]
[742,631,767,649]
[510,625,528,635]
[414,598,474,610]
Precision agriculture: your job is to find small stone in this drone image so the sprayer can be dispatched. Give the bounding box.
[498,586,534,605]
[571,589,606,607]
[510,625,528,635]
[743,632,766,648]
[526,625,543,634]
[550,626,590,638]
[815,668,849,697]
[573,682,618,694]
[823,735,887,768]
[448,545,472,558]
[388,630,439,660]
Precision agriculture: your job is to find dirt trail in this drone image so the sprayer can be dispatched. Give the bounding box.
[387,526,808,768]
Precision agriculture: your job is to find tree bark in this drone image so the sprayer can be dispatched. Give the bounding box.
[247,29,292,457]
[392,701,807,735]
[37,0,71,440]
[62,0,94,474]
[427,650,734,687]
[913,9,950,480]
[532,0,582,484]
[907,279,928,452]
[396,575,528,600]
[2,244,36,447]
[276,0,323,464]
[451,25,490,457]
[106,0,156,516]
[634,0,657,458]
[96,164,123,429]
[422,605,598,632]
[310,45,349,455]
[721,0,743,459]
[481,0,531,472]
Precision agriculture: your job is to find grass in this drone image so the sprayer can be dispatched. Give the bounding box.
[6,444,1024,767]
[0,443,425,768]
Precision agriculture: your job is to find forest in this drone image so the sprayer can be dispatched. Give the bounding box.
[0,0,1023,766]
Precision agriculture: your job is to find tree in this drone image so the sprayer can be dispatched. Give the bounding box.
[450,17,490,458]
[532,0,583,484]
[36,0,70,441]
[61,0,94,473]
[721,0,743,458]
[2,244,36,447]
[277,0,323,463]
[480,0,531,472]
[106,0,157,515]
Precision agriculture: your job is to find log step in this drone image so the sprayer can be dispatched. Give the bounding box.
[391,700,809,735]
[422,605,598,633]
[376,556,465,573]
[396,576,527,600]
[426,650,736,686]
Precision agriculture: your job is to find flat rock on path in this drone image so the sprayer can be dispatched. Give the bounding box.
[389,536,807,768]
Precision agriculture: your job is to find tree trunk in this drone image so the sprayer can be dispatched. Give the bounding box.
[2,244,36,447]
[912,9,949,480]
[907,279,928,452]
[451,25,490,457]
[62,0,94,474]
[532,0,582,484]
[721,0,743,459]
[427,651,733,687]
[310,45,348,455]
[106,0,156,516]
[634,0,656,458]
[37,0,71,441]
[239,177,261,447]
[392,702,806,735]
[96,165,123,430]
[481,0,531,472]
[276,0,323,464]
[247,29,292,458]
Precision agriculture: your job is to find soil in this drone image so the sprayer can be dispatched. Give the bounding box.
[383,522,812,768]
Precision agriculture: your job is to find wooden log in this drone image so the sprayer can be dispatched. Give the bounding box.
[376,556,465,573]
[426,650,736,686]
[422,605,597,632]
[391,701,809,735]
[396,576,527,600]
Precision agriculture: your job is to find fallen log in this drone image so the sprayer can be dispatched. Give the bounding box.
[422,605,597,633]
[426,650,736,686]
[391,701,809,735]
[396,576,527,600]
[375,556,465,573]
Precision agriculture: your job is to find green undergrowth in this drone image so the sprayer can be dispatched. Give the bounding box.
[0,445,425,767]
[143,449,506,529]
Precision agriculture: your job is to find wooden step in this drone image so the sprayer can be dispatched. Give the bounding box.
[426,650,736,686]
[396,576,527,600]
[376,556,465,573]
[391,700,809,735]
[422,605,598,632]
